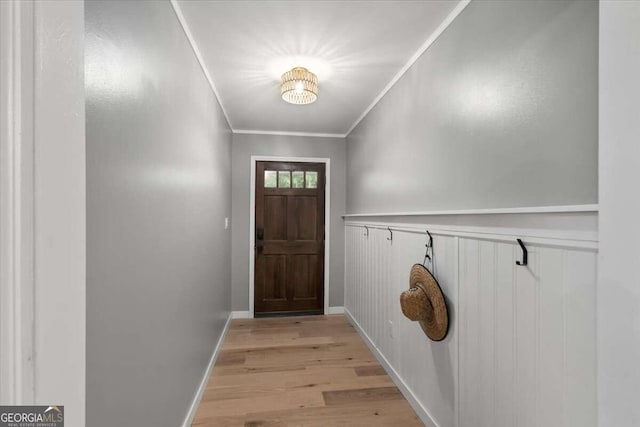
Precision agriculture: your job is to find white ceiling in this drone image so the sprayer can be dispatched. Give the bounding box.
[175,0,461,136]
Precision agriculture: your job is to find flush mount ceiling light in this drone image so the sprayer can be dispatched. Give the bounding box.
[280,67,318,105]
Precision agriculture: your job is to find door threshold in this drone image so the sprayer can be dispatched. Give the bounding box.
[254,310,323,318]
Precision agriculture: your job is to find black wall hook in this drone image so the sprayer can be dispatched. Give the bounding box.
[423,230,433,265]
[364,226,369,237]
[386,227,393,241]
[516,238,528,266]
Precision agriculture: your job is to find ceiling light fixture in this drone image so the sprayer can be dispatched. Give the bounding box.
[280,67,318,105]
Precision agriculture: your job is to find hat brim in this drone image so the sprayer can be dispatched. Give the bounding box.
[409,264,449,341]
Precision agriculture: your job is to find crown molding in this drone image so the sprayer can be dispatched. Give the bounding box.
[344,0,471,137]
[170,0,233,129]
[233,129,346,139]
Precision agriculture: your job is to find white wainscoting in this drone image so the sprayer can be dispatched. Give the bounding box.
[344,218,597,427]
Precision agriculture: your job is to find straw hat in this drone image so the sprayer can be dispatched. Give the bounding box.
[399,264,449,341]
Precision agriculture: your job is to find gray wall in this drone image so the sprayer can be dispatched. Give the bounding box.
[85,2,231,427]
[347,0,598,213]
[231,133,346,310]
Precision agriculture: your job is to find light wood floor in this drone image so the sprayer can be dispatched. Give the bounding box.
[192,314,423,426]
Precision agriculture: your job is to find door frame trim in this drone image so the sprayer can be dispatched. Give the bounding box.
[0,0,35,403]
[249,156,331,318]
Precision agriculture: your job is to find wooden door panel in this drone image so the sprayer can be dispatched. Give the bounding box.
[255,161,325,315]
[262,255,287,301]
[264,196,287,240]
[264,188,317,196]
[289,255,320,301]
[263,242,320,255]
[294,197,317,240]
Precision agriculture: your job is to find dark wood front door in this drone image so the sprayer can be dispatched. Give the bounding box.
[255,161,325,316]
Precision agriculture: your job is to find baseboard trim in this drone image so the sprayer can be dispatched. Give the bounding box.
[344,308,438,427]
[232,310,251,319]
[327,306,345,315]
[181,312,233,427]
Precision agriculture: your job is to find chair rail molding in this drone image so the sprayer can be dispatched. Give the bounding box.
[342,204,599,218]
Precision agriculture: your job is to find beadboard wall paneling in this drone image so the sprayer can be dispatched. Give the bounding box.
[458,239,597,427]
[345,225,459,426]
[344,221,597,427]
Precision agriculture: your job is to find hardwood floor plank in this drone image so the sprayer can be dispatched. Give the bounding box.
[209,366,358,388]
[244,401,422,427]
[354,365,387,377]
[212,364,307,377]
[196,389,326,418]
[216,351,247,366]
[322,387,404,406]
[204,372,395,401]
[191,315,423,426]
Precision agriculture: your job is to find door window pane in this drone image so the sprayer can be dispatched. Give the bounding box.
[264,170,277,188]
[278,171,291,188]
[292,171,304,188]
[305,171,318,188]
